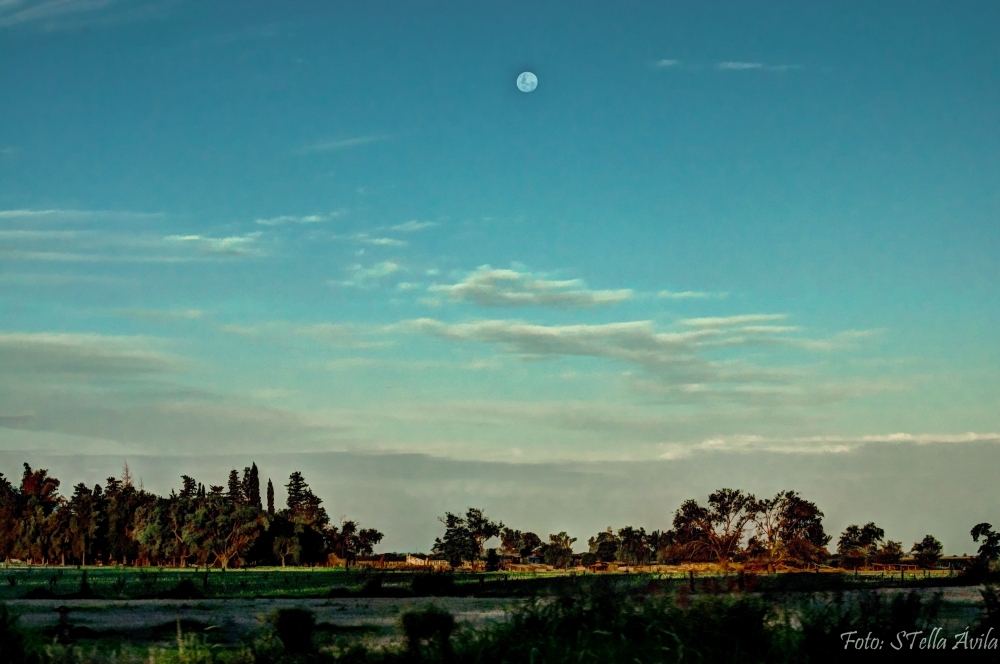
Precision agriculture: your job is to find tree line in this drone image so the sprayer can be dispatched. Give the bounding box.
[433,488,999,573]
[4,463,998,574]
[0,462,382,568]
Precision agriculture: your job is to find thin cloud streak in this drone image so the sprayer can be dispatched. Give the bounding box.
[682,314,786,327]
[429,265,633,308]
[671,432,1000,458]
[113,309,204,321]
[298,135,392,154]
[332,260,402,288]
[0,208,162,221]
[658,290,727,299]
[389,220,438,232]
[0,331,178,377]
[0,0,117,27]
[716,61,801,72]
[717,61,763,70]
[398,316,881,405]
[164,232,263,256]
[1,250,195,263]
[219,321,389,349]
[254,211,346,226]
[348,233,407,247]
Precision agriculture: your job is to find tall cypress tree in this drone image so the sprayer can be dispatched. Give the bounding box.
[179,475,197,499]
[251,463,261,509]
[242,463,262,510]
[285,471,307,511]
[240,467,251,504]
[227,469,242,503]
[266,479,275,516]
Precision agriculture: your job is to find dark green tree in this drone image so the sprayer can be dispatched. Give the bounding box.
[14,464,62,563]
[873,540,904,565]
[286,471,307,511]
[267,478,275,515]
[432,512,477,567]
[329,519,384,568]
[519,532,542,559]
[464,507,503,565]
[670,488,756,565]
[499,527,541,560]
[911,535,943,569]
[242,463,262,510]
[587,528,620,563]
[179,475,197,499]
[227,469,242,503]
[837,522,885,569]
[747,491,830,569]
[67,483,101,565]
[972,523,1000,565]
[0,471,17,560]
[540,532,576,568]
[499,527,523,556]
[185,494,263,568]
[102,473,154,566]
[616,526,652,566]
[272,472,329,565]
[270,516,300,567]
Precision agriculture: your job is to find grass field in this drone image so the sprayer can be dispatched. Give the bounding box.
[2,566,997,662]
[0,564,978,602]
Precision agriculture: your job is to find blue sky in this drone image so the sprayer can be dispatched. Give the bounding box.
[1,1,998,549]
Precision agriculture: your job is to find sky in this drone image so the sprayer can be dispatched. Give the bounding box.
[1,1,998,552]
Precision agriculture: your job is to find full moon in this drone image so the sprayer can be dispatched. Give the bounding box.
[516,71,538,93]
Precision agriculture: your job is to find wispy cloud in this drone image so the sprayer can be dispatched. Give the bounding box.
[389,220,438,232]
[323,357,495,371]
[658,290,728,299]
[349,233,406,247]
[717,61,764,70]
[670,431,1000,457]
[219,321,390,349]
[398,315,878,405]
[254,211,346,226]
[0,208,161,222]
[717,61,800,72]
[653,59,680,68]
[113,309,204,321]
[0,250,194,263]
[681,314,786,327]
[164,232,263,256]
[298,134,391,154]
[0,331,178,378]
[328,232,407,247]
[333,260,402,288]
[428,265,633,308]
[0,272,130,286]
[0,217,267,262]
[0,0,115,28]
[0,0,181,30]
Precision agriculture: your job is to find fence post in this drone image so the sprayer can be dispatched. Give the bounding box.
[689,569,695,592]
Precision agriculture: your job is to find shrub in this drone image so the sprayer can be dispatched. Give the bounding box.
[272,607,316,655]
[401,605,455,659]
[0,604,27,664]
